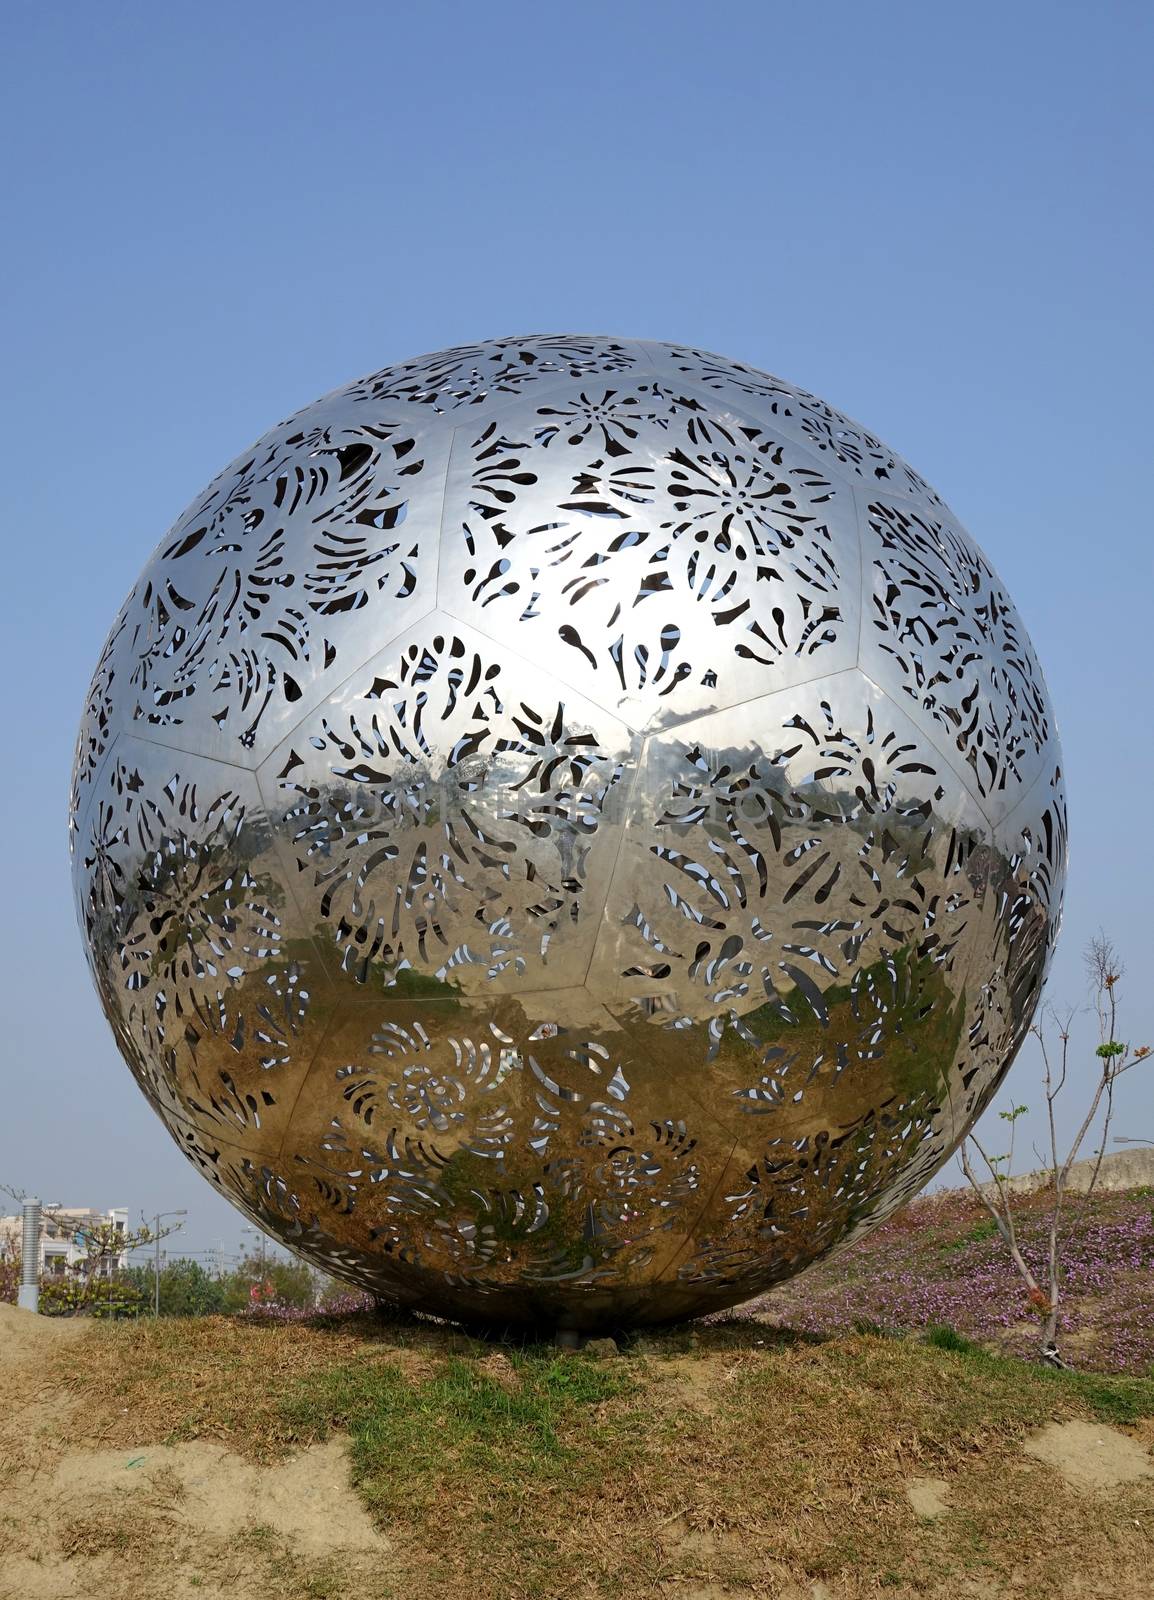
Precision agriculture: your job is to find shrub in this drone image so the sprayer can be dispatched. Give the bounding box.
[925,1324,983,1356]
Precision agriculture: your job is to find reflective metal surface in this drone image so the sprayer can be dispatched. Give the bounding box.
[70,336,1066,1328]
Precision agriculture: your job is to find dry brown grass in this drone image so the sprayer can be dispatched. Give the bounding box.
[58,1507,169,1560]
[45,1310,437,1458]
[5,1312,1154,1599]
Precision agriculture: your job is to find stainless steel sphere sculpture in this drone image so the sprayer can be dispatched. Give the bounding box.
[71,336,1066,1328]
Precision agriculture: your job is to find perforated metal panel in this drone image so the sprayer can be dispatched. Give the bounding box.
[71,336,1065,1327]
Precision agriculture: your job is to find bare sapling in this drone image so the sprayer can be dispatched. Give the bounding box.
[1,1185,182,1314]
[959,936,1149,1368]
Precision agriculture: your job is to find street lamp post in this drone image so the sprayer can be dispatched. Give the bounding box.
[17,1197,41,1313]
[241,1224,269,1273]
[153,1209,187,1316]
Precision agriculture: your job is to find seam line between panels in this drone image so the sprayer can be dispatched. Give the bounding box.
[666,374,868,492]
[439,607,866,740]
[162,1103,273,1159]
[436,604,648,736]
[855,667,998,830]
[272,999,349,1169]
[649,1134,743,1287]
[579,729,649,991]
[982,752,1062,840]
[71,727,125,848]
[106,730,258,772]
[632,340,665,377]
[849,480,868,672]
[429,425,454,609]
[252,759,347,992]
[684,664,862,726]
[247,603,442,762]
[660,367,950,515]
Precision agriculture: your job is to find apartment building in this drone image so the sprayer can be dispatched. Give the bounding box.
[0,1206,129,1276]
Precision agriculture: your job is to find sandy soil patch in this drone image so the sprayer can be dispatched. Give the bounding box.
[0,1300,86,1357]
[905,1475,951,1518]
[0,1307,388,1599]
[50,1436,385,1552]
[1023,1419,1153,1493]
[5,1307,1154,1599]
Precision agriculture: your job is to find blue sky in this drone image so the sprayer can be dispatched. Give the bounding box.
[1,1,1151,1263]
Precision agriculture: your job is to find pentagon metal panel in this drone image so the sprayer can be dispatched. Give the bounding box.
[73,735,334,1151]
[436,377,861,731]
[71,335,1066,1329]
[858,495,1052,822]
[255,611,640,995]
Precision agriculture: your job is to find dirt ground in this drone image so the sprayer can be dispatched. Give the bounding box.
[0,1304,385,1599]
[2,1302,1153,1600]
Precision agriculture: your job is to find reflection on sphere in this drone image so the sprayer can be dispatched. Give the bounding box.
[71,336,1065,1328]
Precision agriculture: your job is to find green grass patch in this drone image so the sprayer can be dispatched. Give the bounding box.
[851,1316,903,1337]
[39,1314,1154,1600]
[912,1323,1154,1423]
[1040,1368,1154,1425]
[281,1350,637,1527]
[940,1217,1000,1250]
[919,1324,1154,1425]
[925,1323,984,1355]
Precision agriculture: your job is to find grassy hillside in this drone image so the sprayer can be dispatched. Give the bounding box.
[3,1305,1153,1600]
[751,1183,1154,1374]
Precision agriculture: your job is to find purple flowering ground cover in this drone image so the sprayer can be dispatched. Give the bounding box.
[237,1288,377,1324]
[237,1186,1154,1375]
[748,1183,1154,1374]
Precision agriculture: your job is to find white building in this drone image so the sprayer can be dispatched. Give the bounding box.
[0,1206,129,1277]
